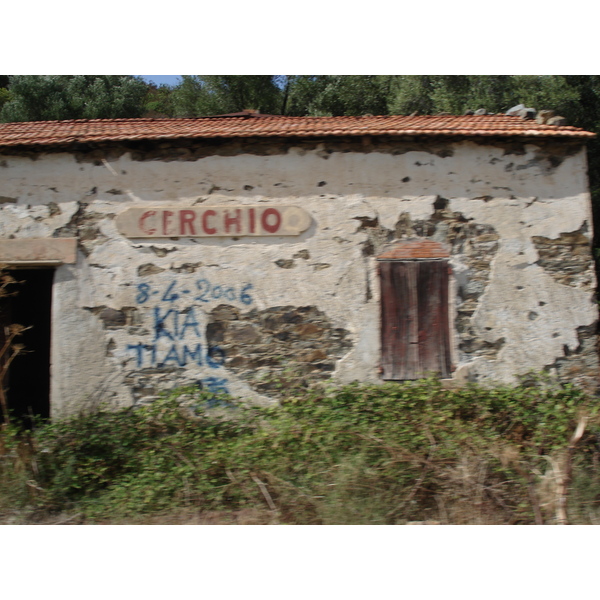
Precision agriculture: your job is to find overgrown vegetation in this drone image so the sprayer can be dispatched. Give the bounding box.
[0,377,599,525]
[0,268,28,425]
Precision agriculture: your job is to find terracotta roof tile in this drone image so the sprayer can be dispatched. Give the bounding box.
[377,240,450,260]
[0,114,594,149]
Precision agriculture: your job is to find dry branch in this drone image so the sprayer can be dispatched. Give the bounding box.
[250,473,278,512]
[555,415,588,525]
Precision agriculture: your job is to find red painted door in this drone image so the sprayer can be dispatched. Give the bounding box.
[380,260,451,380]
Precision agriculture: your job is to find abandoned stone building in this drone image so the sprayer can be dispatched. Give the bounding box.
[0,112,598,419]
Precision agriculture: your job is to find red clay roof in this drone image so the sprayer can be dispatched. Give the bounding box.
[377,240,450,260]
[0,114,594,148]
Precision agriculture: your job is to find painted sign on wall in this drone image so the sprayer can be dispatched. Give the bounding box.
[126,276,252,369]
[116,205,311,238]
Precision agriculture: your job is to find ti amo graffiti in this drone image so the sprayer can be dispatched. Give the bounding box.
[153,307,202,341]
[128,275,254,368]
[126,342,225,369]
[127,288,231,368]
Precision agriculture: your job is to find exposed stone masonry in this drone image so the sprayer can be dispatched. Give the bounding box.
[205,304,352,394]
[53,201,112,256]
[544,324,599,394]
[532,224,595,290]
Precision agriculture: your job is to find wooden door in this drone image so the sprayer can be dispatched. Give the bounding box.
[380,260,451,380]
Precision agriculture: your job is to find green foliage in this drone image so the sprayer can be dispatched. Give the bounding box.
[388,75,438,115]
[167,74,580,118]
[167,74,393,118]
[168,75,205,117]
[29,391,251,515]
[0,377,598,524]
[0,88,11,112]
[386,75,580,116]
[284,75,394,117]
[169,75,282,117]
[0,424,38,516]
[143,84,176,117]
[0,75,149,122]
[1,74,596,125]
[280,76,329,116]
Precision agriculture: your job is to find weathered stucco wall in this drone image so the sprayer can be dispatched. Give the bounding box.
[0,137,597,415]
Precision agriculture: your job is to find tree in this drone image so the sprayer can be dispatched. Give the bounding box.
[0,89,10,113]
[168,75,394,118]
[387,76,437,115]
[559,76,600,246]
[0,75,150,122]
[286,75,393,116]
[0,76,10,113]
[143,83,176,118]
[387,75,580,117]
[277,76,319,116]
[169,76,282,117]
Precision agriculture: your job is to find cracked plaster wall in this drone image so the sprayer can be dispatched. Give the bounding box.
[0,138,598,415]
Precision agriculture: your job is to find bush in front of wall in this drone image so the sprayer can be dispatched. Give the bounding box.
[0,377,599,524]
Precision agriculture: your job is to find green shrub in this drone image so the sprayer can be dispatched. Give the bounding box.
[0,377,598,524]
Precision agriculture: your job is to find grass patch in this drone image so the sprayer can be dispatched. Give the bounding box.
[1,377,599,524]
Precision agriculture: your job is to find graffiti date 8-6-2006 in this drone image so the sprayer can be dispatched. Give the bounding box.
[136,280,253,305]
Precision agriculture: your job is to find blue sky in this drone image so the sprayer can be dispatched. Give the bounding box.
[137,75,182,87]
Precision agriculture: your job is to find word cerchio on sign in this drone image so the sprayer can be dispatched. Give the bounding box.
[116,206,312,238]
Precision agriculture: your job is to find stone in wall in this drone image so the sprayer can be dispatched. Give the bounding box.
[532,224,595,290]
[354,217,393,257]
[416,204,501,362]
[54,200,112,255]
[544,324,599,394]
[85,306,139,329]
[205,304,352,394]
[123,366,186,405]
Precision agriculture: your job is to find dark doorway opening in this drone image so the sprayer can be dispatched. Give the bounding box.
[0,268,53,426]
